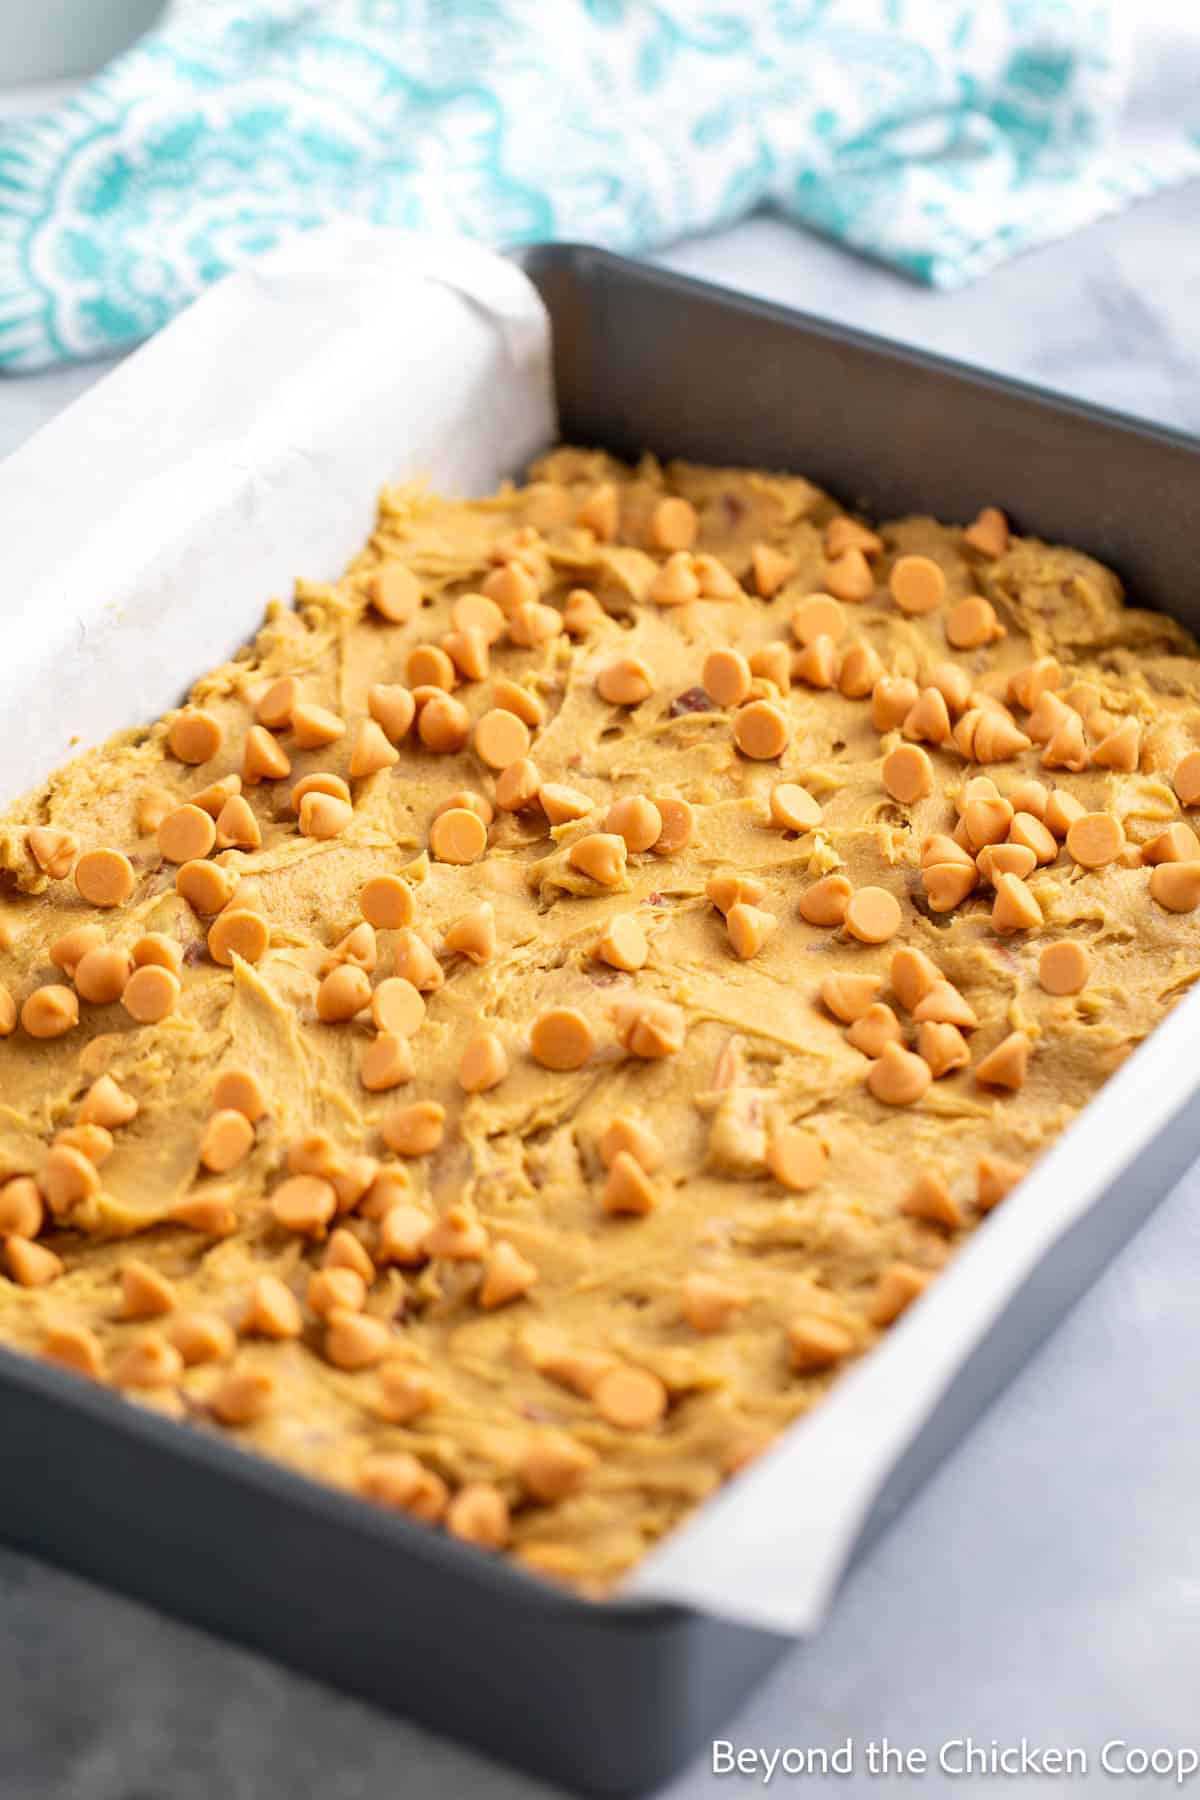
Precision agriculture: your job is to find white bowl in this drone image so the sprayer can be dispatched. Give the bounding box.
[0,0,166,89]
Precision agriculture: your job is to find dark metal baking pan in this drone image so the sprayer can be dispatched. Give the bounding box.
[2,243,1199,1797]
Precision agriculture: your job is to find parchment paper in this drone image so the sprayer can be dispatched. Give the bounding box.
[4,221,1195,1639]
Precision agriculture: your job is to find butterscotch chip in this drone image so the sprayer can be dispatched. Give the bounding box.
[120,1259,177,1320]
[602,1151,658,1215]
[963,506,1009,558]
[135,931,184,973]
[792,593,846,646]
[365,977,422,1040]
[368,563,421,623]
[58,1126,113,1172]
[446,1482,510,1550]
[424,1202,489,1261]
[391,930,443,993]
[726,901,775,960]
[442,625,490,682]
[825,516,883,559]
[308,1267,368,1320]
[799,874,852,927]
[946,595,1003,649]
[922,861,978,912]
[474,708,531,771]
[483,560,539,615]
[376,1203,433,1266]
[211,1366,277,1426]
[356,874,412,932]
[902,685,951,747]
[297,791,353,841]
[646,495,697,553]
[770,783,821,831]
[928,661,973,713]
[207,908,269,967]
[452,591,507,644]
[870,1263,931,1326]
[702,648,751,709]
[121,963,181,1026]
[530,1007,594,1071]
[749,543,795,598]
[692,554,740,600]
[538,784,591,828]
[478,1240,538,1308]
[750,642,791,690]
[598,1115,663,1172]
[0,1177,43,1239]
[888,947,939,1012]
[568,832,627,887]
[112,1333,184,1389]
[592,653,657,716]
[169,1192,238,1237]
[825,548,873,602]
[325,1308,392,1371]
[42,1323,106,1382]
[652,797,695,855]
[844,886,902,944]
[167,708,222,764]
[577,481,619,541]
[681,1273,748,1334]
[870,676,919,732]
[176,858,235,916]
[1042,711,1090,772]
[917,1021,970,1078]
[243,1274,304,1338]
[417,693,471,753]
[429,806,487,865]
[267,1176,335,1241]
[977,1155,1027,1210]
[255,675,300,730]
[509,601,563,648]
[846,1002,902,1058]
[211,792,261,852]
[1149,861,1200,912]
[901,1169,961,1228]
[49,923,105,975]
[79,1074,138,1129]
[5,1236,63,1287]
[136,788,173,836]
[0,985,15,1037]
[882,743,933,805]
[459,1031,509,1094]
[383,1100,445,1157]
[562,588,606,635]
[1172,750,1200,807]
[732,699,790,761]
[242,724,291,784]
[911,981,977,1029]
[788,1315,854,1373]
[324,1227,376,1284]
[1043,788,1086,838]
[707,873,766,914]
[593,1365,667,1432]
[605,796,662,853]
[991,872,1043,933]
[1008,811,1058,865]
[838,640,883,698]
[74,848,135,910]
[793,635,838,688]
[1038,940,1090,995]
[1142,823,1200,865]
[867,1041,931,1106]
[199,1108,255,1175]
[975,1030,1030,1089]
[358,1451,449,1523]
[961,791,1014,851]
[612,994,684,1059]
[494,757,542,811]
[169,1312,237,1367]
[27,826,78,880]
[157,804,215,866]
[766,1126,826,1191]
[74,945,132,1005]
[314,963,369,1024]
[210,1068,268,1123]
[889,555,945,614]
[595,914,647,972]
[22,984,79,1039]
[819,972,881,1022]
[39,1143,101,1217]
[1066,811,1123,868]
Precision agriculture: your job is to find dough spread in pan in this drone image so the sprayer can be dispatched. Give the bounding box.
[2,447,1198,1590]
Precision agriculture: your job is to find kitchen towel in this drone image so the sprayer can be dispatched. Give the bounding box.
[0,0,1197,371]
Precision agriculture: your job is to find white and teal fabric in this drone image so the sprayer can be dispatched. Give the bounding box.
[1,0,1197,370]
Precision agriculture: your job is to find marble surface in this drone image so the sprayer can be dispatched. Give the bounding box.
[3,80,1200,1800]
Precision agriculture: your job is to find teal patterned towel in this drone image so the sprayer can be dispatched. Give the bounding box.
[1,0,1197,370]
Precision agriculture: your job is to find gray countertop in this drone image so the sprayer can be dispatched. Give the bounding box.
[3,162,1200,1800]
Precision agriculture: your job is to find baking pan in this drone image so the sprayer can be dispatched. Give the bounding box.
[3,242,1200,1796]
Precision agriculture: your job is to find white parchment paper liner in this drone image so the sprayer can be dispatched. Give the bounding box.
[4,222,1194,1638]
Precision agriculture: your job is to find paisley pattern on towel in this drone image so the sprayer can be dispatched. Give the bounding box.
[0,0,1194,369]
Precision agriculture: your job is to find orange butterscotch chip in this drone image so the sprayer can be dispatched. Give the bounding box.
[977,1155,1027,1211]
[22,984,79,1039]
[911,981,978,1029]
[214,793,261,852]
[1142,823,1200,865]
[598,1114,663,1172]
[27,826,78,880]
[39,1143,101,1217]
[423,1202,489,1262]
[242,724,291,784]
[693,554,740,600]
[176,858,235,915]
[458,1031,509,1094]
[316,963,371,1023]
[391,929,443,992]
[367,682,416,745]
[483,560,539,616]
[846,1002,902,1058]
[1041,711,1089,772]
[493,679,545,727]
[844,886,902,945]
[368,562,422,623]
[325,1308,392,1371]
[5,1236,63,1287]
[867,1041,932,1106]
[418,693,471,753]
[889,554,945,615]
[192,774,241,818]
[120,1259,177,1320]
[647,495,698,552]
[136,788,172,836]
[766,1126,826,1192]
[791,593,846,645]
[825,548,874,602]
[360,1030,414,1094]
[169,1312,237,1366]
[606,795,662,853]
[1039,940,1090,995]
[509,600,563,647]
[1091,717,1141,772]
[917,1021,970,1078]
[207,909,269,968]
[519,1430,597,1505]
[212,1067,268,1122]
[825,516,883,559]
[199,1108,255,1174]
[443,902,497,965]
[799,873,852,927]
[242,1274,304,1340]
[963,505,1010,559]
[991,872,1043,933]
[256,674,300,729]
[1065,811,1123,868]
[602,1150,658,1216]
[901,1168,961,1229]
[370,976,425,1039]
[770,783,821,831]
[291,703,347,751]
[446,1482,510,1550]
[568,832,627,887]
[111,1333,184,1390]
[453,591,507,643]
[597,656,653,707]
[577,481,619,541]
[49,923,104,975]
[838,640,883,698]
[442,624,490,682]
[975,1030,1030,1089]
[478,1240,538,1309]
[1172,750,1200,808]
[74,848,135,909]
[749,642,791,690]
[169,1192,238,1237]
[429,806,487,865]
[1043,788,1086,838]
[474,708,531,770]
[946,595,1003,650]
[79,1074,138,1130]
[167,708,222,765]
[1009,811,1058,864]
[74,945,132,1006]
[211,1366,277,1426]
[0,1177,43,1239]
[902,685,952,747]
[348,718,400,780]
[707,872,766,915]
[42,1323,106,1382]
[359,873,413,930]
[732,699,790,761]
[929,661,973,713]
[793,634,838,689]
[682,1271,749,1335]
[494,757,542,812]
[750,543,796,598]
[702,647,751,709]
[612,994,684,1059]
[530,1007,594,1071]
[870,675,919,732]
[819,971,881,1022]
[269,1176,337,1241]
[870,1262,931,1326]
[593,1365,667,1432]
[1149,861,1200,912]
[889,946,940,1011]
[563,588,606,635]
[375,1202,432,1266]
[788,1315,854,1373]
[324,1226,376,1283]
[383,1100,445,1157]
[299,791,354,840]
[882,743,933,805]
[290,772,350,815]
[157,803,217,865]
[652,796,695,855]
[358,1451,449,1523]
[595,913,647,972]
